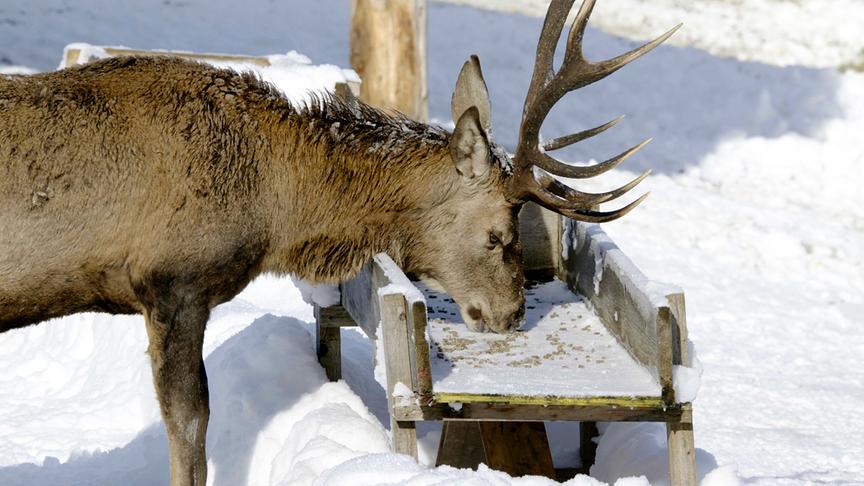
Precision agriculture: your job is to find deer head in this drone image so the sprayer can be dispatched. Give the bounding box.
[406,0,678,333]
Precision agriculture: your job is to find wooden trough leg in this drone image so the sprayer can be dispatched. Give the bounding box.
[435,421,555,479]
[314,304,353,382]
[480,422,555,479]
[317,326,341,382]
[667,404,696,486]
[579,421,599,474]
[436,421,486,469]
[380,294,419,459]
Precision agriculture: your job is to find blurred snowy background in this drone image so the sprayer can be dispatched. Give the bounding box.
[1,0,862,485]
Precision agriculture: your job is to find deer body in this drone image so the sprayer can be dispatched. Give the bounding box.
[1,1,675,483]
[1,57,487,484]
[1,56,458,329]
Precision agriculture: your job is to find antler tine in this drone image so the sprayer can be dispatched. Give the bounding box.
[542,114,624,152]
[536,168,651,206]
[562,0,596,67]
[534,137,651,179]
[533,190,651,223]
[560,192,650,223]
[594,23,682,80]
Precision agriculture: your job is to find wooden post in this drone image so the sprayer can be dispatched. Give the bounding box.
[666,293,697,485]
[579,421,599,474]
[436,421,555,479]
[479,422,555,479]
[314,305,356,382]
[350,0,428,121]
[380,293,419,459]
[435,421,486,469]
[667,404,696,486]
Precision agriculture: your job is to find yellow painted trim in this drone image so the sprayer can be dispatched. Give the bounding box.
[434,392,665,408]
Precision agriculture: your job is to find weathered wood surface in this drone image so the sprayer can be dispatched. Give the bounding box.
[435,421,554,479]
[314,305,354,381]
[410,300,434,403]
[559,220,685,402]
[667,404,696,486]
[479,422,556,479]
[317,326,342,382]
[579,421,599,474]
[350,0,428,121]
[394,401,686,423]
[315,305,356,328]
[435,421,486,469]
[380,292,419,459]
[341,259,380,339]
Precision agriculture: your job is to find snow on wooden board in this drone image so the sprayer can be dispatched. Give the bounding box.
[421,279,661,399]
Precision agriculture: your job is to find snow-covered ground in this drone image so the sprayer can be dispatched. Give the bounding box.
[2,0,863,485]
[437,0,864,69]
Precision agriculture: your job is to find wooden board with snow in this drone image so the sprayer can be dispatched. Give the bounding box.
[422,279,662,400]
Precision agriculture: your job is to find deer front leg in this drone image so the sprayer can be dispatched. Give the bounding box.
[144,299,210,486]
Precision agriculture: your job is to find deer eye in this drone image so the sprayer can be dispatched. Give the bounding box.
[488,232,501,247]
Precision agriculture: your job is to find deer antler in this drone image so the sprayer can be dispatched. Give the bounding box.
[510,0,680,222]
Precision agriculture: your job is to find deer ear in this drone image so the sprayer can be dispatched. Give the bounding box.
[451,55,491,131]
[450,106,490,179]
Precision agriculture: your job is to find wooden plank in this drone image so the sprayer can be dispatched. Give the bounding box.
[410,300,434,403]
[667,404,696,486]
[314,305,349,381]
[559,220,683,393]
[579,421,599,474]
[341,261,379,339]
[350,0,428,121]
[434,393,665,408]
[394,402,685,423]
[318,326,342,382]
[435,421,486,469]
[380,292,418,459]
[315,305,356,328]
[479,422,555,479]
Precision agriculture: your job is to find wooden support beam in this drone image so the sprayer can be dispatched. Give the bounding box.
[579,421,599,474]
[479,422,555,479]
[317,327,341,382]
[315,305,356,328]
[350,0,428,121]
[314,305,352,381]
[394,401,685,423]
[435,422,486,469]
[667,404,696,486]
[436,421,555,480]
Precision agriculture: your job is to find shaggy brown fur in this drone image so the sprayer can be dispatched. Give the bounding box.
[0,57,525,485]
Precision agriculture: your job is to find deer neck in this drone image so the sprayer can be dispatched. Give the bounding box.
[261,102,456,283]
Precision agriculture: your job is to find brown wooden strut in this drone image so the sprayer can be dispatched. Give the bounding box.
[509,0,681,223]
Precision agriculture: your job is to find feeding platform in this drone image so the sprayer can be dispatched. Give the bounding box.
[315,204,697,484]
[424,279,662,404]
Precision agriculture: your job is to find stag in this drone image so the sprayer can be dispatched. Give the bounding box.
[0,0,676,484]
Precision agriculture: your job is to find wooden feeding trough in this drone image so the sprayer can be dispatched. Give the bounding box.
[315,205,697,484]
